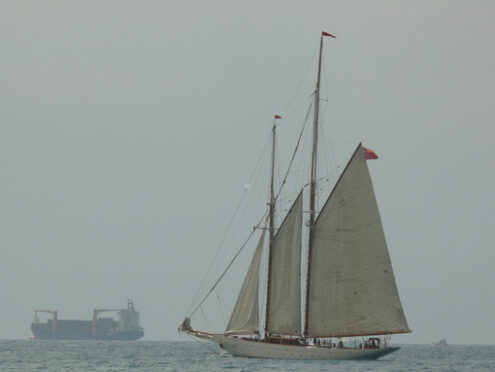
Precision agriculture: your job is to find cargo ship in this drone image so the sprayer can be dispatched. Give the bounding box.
[30,300,144,340]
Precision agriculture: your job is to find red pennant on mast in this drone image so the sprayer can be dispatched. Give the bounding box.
[363,147,379,160]
[274,114,282,119]
[322,31,336,38]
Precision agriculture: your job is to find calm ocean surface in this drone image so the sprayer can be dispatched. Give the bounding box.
[0,340,494,371]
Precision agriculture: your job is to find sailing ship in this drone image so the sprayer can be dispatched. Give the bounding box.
[179,31,411,360]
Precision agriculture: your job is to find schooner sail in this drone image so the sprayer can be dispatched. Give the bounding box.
[179,31,410,360]
[307,144,409,338]
[225,230,265,335]
[266,191,303,336]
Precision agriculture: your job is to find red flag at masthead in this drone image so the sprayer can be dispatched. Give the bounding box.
[363,147,379,160]
[322,31,336,38]
[274,114,282,119]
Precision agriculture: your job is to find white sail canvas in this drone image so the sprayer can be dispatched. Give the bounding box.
[307,144,410,337]
[267,192,303,335]
[225,230,265,335]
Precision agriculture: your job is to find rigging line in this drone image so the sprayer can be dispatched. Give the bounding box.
[255,159,269,221]
[281,44,319,116]
[320,49,337,182]
[274,100,313,204]
[319,106,332,187]
[214,289,231,327]
[278,104,311,207]
[189,211,269,319]
[291,114,310,198]
[200,306,212,330]
[283,94,314,123]
[187,133,272,315]
[322,46,329,104]
[211,135,270,284]
[320,120,337,194]
[313,52,339,210]
[314,165,343,187]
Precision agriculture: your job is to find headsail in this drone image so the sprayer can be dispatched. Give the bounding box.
[267,191,303,335]
[225,230,265,335]
[306,144,410,337]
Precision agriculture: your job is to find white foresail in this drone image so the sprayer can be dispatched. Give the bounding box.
[306,144,410,337]
[267,192,303,335]
[225,230,265,335]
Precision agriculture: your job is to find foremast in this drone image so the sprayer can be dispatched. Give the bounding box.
[264,114,303,338]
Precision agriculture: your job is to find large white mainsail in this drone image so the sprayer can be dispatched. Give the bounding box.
[267,191,303,335]
[306,144,410,337]
[225,230,265,335]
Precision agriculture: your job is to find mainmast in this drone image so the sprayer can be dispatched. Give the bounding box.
[304,31,335,337]
[264,114,280,338]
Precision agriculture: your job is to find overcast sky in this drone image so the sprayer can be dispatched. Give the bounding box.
[1,1,494,345]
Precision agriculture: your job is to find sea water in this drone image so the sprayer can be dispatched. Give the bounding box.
[0,340,494,371]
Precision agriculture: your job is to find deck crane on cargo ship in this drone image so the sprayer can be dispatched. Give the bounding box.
[92,308,121,336]
[34,310,57,335]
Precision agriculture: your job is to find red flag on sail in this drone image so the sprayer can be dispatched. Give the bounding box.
[322,31,336,38]
[274,115,282,119]
[363,147,379,160]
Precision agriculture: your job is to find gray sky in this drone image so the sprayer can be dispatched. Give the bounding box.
[1,1,494,344]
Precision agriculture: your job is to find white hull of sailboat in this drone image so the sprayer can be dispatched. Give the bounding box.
[191,332,399,360]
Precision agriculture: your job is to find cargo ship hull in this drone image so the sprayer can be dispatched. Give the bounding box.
[31,321,144,340]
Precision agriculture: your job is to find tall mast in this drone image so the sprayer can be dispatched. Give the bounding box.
[264,114,280,338]
[304,31,335,337]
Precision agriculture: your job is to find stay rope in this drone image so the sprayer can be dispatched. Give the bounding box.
[186,134,272,316]
[186,40,322,323]
[188,211,268,318]
[188,99,313,321]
